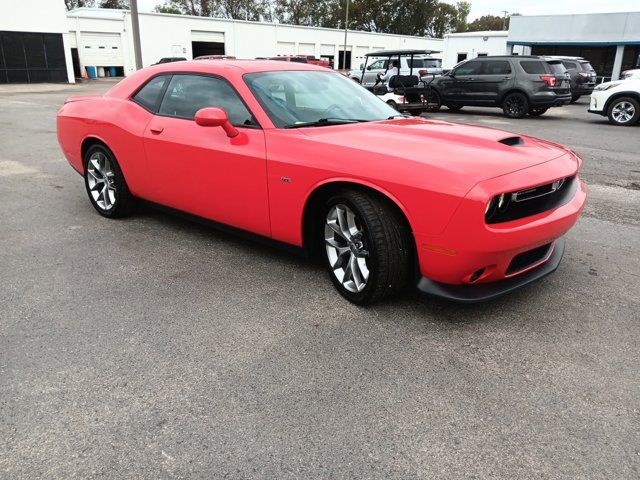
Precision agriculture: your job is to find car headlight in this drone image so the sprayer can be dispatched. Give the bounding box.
[594,82,620,91]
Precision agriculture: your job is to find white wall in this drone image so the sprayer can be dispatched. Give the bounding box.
[1,0,75,83]
[441,32,525,69]
[68,9,443,74]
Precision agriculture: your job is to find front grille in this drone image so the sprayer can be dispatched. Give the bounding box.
[506,243,552,275]
[486,175,577,224]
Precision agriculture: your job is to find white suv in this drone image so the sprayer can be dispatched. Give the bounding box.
[589,79,640,126]
[349,56,443,86]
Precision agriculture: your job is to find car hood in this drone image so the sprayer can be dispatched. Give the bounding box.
[297,117,571,185]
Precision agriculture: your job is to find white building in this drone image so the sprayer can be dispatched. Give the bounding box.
[66,8,444,79]
[508,12,640,80]
[0,0,75,83]
[441,31,526,69]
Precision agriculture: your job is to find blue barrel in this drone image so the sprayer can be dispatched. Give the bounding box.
[86,66,97,79]
[109,67,117,77]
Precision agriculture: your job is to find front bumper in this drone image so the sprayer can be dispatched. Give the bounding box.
[588,91,607,115]
[413,152,586,299]
[417,237,565,302]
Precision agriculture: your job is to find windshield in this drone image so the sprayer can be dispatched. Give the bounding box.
[547,61,566,74]
[244,71,399,128]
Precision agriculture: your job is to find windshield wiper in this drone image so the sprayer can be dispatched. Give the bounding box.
[283,118,368,129]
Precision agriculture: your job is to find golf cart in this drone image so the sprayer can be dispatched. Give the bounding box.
[354,49,442,115]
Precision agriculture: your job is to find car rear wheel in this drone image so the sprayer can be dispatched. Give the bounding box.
[84,144,135,218]
[529,107,548,116]
[502,92,529,119]
[386,100,398,111]
[607,97,640,126]
[322,190,412,305]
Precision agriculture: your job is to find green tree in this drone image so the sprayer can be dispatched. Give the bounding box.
[99,0,129,8]
[64,0,96,10]
[465,13,518,32]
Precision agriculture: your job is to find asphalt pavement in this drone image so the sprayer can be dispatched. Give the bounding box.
[1,79,639,479]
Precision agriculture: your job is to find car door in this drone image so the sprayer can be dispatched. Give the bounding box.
[474,59,513,104]
[142,73,271,237]
[363,59,388,86]
[439,60,482,104]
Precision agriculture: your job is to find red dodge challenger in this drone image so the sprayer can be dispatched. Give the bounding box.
[57,60,587,304]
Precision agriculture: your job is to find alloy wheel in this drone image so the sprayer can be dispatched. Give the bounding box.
[612,101,636,124]
[86,151,116,211]
[505,95,525,116]
[324,204,370,293]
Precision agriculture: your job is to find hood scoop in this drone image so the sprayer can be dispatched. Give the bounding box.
[498,136,524,147]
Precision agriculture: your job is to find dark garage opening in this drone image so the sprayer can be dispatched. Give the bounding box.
[531,44,640,80]
[191,41,225,59]
[0,31,68,84]
[338,50,351,70]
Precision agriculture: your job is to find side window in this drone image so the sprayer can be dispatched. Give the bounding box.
[454,60,482,76]
[520,61,548,74]
[562,61,577,71]
[481,60,511,75]
[158,74,255,126]
[132,75,169,112]
[369,59,387,70]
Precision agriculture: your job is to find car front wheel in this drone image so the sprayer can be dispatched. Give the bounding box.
[84,144,135,218]
[502,92,529,118]
[607,97,640,126]
[322,190,412,305]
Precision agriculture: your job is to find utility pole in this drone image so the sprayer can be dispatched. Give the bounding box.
[502,10,509,30]
[342,0,349,70]
[130,0,143,70]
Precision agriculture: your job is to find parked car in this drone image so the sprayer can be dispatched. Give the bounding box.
[57,60,586,304]
[621,69,640,80]
[588,79,640,126]
[543,56,597,102]
[195,55,236,60]
[295,55,331,68]
[269,56,307,63]
[428,56,572,118]
[154,57,186,65]
[348,50,443,86]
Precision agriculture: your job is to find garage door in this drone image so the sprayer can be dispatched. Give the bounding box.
[276,42,295,56]
[191,30,225,43]
[320,44,335,56]
[298,43,315,56]
[80,32,123,66]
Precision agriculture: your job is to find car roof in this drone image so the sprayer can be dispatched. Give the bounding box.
[366,49,441,57]
[147,59,325,73]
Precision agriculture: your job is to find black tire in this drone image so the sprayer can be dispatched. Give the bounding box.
[410,110,424,117]
[607,96,640,126]
[447,105,463,112]
[322,189,412,305]
[386,100,398,111]
[424,89,441,112]
[570,94,580,103]
[502,92,529,119]
[83,143,135,218]
[529,107,548,117]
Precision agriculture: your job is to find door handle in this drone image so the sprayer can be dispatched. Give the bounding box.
[503,76,511,80]
[150,126,164,134]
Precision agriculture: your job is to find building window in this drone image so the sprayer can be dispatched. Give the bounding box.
[477,53,488,57]
[457,53,468,63]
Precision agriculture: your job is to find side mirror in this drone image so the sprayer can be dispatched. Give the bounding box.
[195,107,238,138]
[366,65,372,71]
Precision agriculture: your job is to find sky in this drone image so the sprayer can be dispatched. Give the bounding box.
[136,0,640,21]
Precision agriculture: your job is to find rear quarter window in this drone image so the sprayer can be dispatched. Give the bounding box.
[547,62,567,74]
[519,61,548,74]
[132,75,169,112]
[580,62,595,72]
